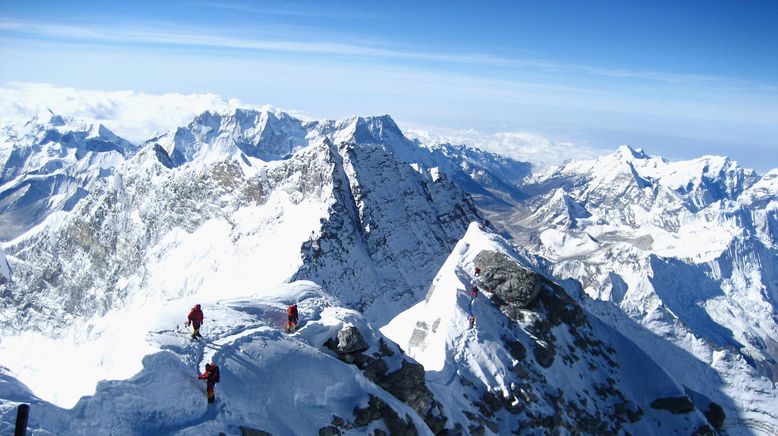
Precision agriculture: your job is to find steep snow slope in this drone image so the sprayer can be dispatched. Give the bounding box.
[294,141,479,323]
[0,112,479,410]
[0,282,439,434]
[384,223,716,434]
[0,112,134,239]
[0,130,477,332]
[500,146,778,433]
[0,139,330,334]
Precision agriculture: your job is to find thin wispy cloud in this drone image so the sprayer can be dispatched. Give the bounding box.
[190,0,377,19]
[0,81,608,168]
[0,18,512,66]
[0,2,773,172]
[0,17,764,89]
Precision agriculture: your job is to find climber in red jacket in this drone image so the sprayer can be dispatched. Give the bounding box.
[287,303,299,333]
[198,363,220,404]
[187,304,204,339]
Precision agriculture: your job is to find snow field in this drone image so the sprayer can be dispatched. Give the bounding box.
[1,281,433,434]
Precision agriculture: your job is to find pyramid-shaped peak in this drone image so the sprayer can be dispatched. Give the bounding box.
[349,114,407,142]
[355,114,401,131]
[614,144,649,160]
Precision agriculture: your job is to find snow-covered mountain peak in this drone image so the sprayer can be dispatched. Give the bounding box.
[23,110,75,130]
[0,114,136,239]
[351,114,404,140]
[536,146,652,186]
[149,108,416,169]
[740,168,778,208]
[4,112,134,157]
[614,144,649,160]
[148,107,311,166]
[383,223,718,434]
[324,114,413,152]
[532,144,763,215]
[44,110,66,127]
[140,109,532,225]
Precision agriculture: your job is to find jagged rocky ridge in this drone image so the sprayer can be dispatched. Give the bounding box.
[0,108,539,329]
[0,132,478,332]
[496,145,778,432]
[0,108,776,434]
[149,109,531,210]
[384,224,720,434]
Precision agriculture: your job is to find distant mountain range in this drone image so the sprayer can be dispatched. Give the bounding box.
[0,108,775,434]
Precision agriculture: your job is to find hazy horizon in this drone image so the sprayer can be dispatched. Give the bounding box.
[0,0,776,171]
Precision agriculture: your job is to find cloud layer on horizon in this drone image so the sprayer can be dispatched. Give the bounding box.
[0,82,613,167]
[404,126,608,169]
[0,82,271,143]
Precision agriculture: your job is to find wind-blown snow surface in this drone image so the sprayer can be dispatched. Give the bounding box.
[500,145,778,433]
[0,282,435,435]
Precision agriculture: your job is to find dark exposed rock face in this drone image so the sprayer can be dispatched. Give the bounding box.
[325,326,446,434]
[353,395,418,436]
[504,338,526,361]
[337,326,369,354]
[650,396,695,414]
[318,395,418,436]
[533,340,555,368]
[474,251,541,315]
[703,401,726,431]
[458,249,654,434]
[239,427,272,436]
[318,425,341,436]
[692,424,717,435]
[376,360,447,433]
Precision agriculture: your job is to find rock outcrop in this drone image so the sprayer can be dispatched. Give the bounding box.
[474,250,541,314]
[325,325,447,434]
[650,396,695,414]
[336,325,369,354]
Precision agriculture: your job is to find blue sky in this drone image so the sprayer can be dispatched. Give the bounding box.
[0,0,776,169]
